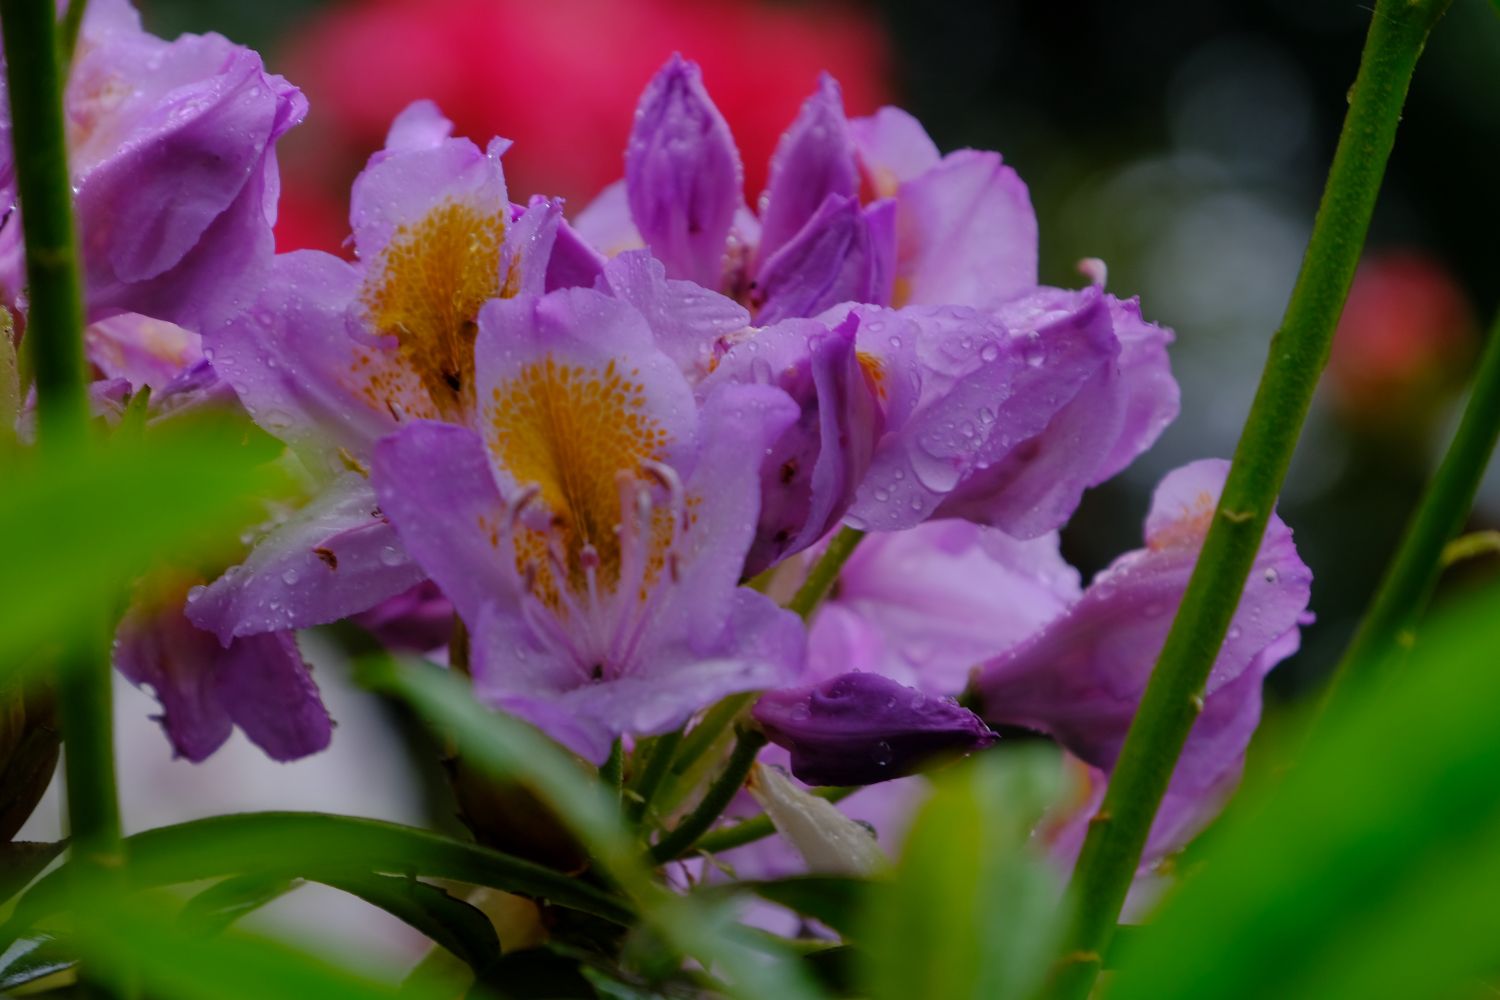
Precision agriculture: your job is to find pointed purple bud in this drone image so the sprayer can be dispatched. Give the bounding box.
[754,672,996,786]
[756,73,859,268]
[625,55,743,287]
[754,195,894,324]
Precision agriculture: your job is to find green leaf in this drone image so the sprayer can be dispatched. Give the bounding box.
[315,872,499,974]
[860,747,1069,1000]
[1108,582,1500,999]
[72,893,439,1000]
[180,874,303,936]
[0,421,290,667]
[358,656,827,1000]
[0,934,74,992]
[9,812,631,930]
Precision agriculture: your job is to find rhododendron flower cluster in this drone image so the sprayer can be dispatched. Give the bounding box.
[2,1,1312,902]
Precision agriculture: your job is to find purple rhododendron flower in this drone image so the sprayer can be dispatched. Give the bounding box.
[372,286,806,763]
[976,458,1313,864]
[754,671,994,786]
[581,55,1179,546]
[192,102,583,646]
[0,0,305,331]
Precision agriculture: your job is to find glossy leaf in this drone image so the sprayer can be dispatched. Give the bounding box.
[181,874,303,936]
[9,812,631,930]
[860,747,1068,1000]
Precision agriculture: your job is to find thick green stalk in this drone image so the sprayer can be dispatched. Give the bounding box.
[1045,2,1451,996]
[2,0,88,447]
[1,0,123,874]
[1324,309,1500,697]
[650,728,767,863]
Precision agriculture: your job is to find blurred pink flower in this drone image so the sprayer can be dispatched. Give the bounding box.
[274,0,892,252]
[1326,251,1476,427]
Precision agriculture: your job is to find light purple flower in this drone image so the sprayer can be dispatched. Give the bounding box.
[372,286,806,763]
[115,585,330,763]
[194,102,578,644]
[0,0,305,331]
[975,458,1313,863]
[595,58,1179,541]
[753,671,994,786]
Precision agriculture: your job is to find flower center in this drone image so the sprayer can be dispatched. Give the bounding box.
[488,356,672,607]
[361,200,507,420]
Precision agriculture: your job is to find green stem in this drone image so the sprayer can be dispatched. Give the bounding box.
[1,0,122,882]
[2,0,88,448]
[650,728,767,864]
[626,730,681,826]
[1324,309,1500,696]
[1044,2,1451,996]
[59,0,88,65]
[694,787,856,855]
[787,527,865,620]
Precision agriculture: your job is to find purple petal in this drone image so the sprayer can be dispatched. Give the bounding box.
[625,55,742,287]
[597,249,749,378]
[573,180,644,257]
[71,34,305,329]
[755,74,858,268]
[381,100,455,154]
[501,198,564,299]
[371,421,517,628]
[975,459,1312,856]
[891,149,1036,310]
[115,598,234,763]
[848,290,1117,531]
[1095,295,1180,482]
[849,107,941,200]
[545,212,607,292]
[707,313,882,574]
[85,313,202,391]
[753,195,894,325]
[214,631,333,762]
[186,473,425,643]
[352,581,455,654]
[205,250,399,470]
[755,672,995,786]
[813,522,1079,694]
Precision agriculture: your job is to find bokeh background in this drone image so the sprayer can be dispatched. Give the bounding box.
[22,0,1498,966]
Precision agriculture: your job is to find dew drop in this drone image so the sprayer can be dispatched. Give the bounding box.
[1263,568,1279,584]
[281,568,299,585]
[872,741,894,767]
[186,585,205,603]
[379,546,404,567]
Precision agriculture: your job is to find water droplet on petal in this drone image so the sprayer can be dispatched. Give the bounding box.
[379,546,403,567]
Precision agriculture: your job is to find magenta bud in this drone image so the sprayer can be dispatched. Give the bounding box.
[753,672,996,786]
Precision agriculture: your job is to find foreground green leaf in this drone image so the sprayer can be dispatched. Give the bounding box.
[359,656,826,1000]
[10,812,631,929]
[1110,582,1500,999]
[861,747,1069,1000]
[0,421,288,666]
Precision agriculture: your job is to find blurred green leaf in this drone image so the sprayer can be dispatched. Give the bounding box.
[859,747,1069,1000]
[0,421,290,667]
[359,656,827,1000]
[316,872,499,975]
[0,934,74,992]
[10,812,631,930]
[73,893,439,1000]
[1109,582,1500,999]
[181,874,303,937]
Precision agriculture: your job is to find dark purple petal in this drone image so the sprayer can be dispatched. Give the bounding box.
[625,55,742,286]
[214,631,332,762]
[115,599,234,763]
[352,581,455,653]
[753,195,894,324]
[755,672,995,786]
[755,74,858,268]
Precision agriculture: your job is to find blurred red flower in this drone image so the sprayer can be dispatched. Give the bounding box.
[1326,251,1477,429]
[274,0,893,253]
